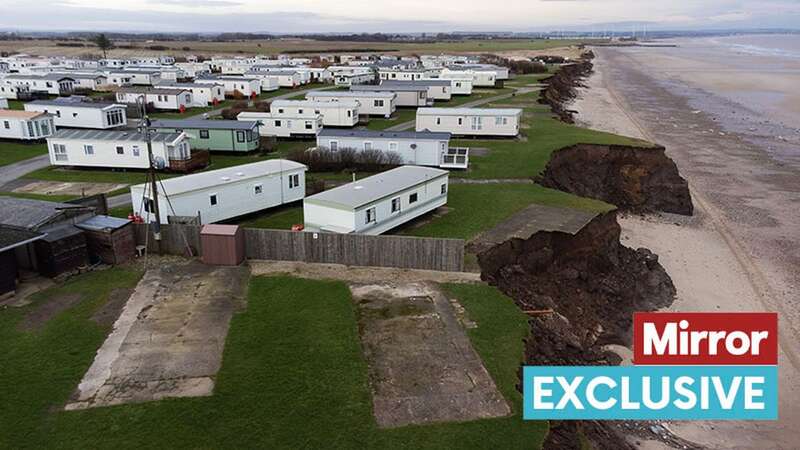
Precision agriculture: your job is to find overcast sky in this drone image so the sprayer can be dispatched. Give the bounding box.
[2,0,799,33]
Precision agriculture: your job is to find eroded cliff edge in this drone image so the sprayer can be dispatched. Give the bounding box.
[537,143,694,216]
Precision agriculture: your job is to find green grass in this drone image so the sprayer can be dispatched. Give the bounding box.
[402,183,613,240]
[0,141,47,167]
[107,204,133,219]
[0,272,546,448]
[236,203,303,230]
[6,99,26,110]
[436,87,513,107]
[0,267,144,449]
[365,108,417,130]
[452,115,651,180]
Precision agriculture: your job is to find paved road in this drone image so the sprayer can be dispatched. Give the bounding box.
[0,154,50,189]
[385,87,533,132]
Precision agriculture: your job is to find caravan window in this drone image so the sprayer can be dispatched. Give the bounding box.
[3,121,8,129]
[409,193,418,204]
[209,194,218,206]
[254,184,263,195]
[391,197,401,213]
[329,141,338,152]
[374,99,384,107]
[199,129,209,139]
[305,121,313,130]
[441,184,447,195]
[289,174,300,189]
[116,146,124,155]
[388,142,398,152]
[133,145,140,157]
[365,207,376,224]
[274,120,282,127]
[364,142,372,151]
[84,144,94,155]
[236,131,245,142]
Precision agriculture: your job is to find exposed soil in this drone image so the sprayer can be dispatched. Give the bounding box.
[478,210,678,449]
[18,293,83,332]
[538,53,594,123]
[537,144,693,215]
[90,288,134,327]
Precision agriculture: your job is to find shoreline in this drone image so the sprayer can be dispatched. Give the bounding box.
[572,46,800,449]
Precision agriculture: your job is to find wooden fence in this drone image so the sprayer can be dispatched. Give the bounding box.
[133,223,464,272]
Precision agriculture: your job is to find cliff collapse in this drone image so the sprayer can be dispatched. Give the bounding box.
[479,211,677,449]
[538,52,594,123]
[537,143,694,215]
[479,210,676,357]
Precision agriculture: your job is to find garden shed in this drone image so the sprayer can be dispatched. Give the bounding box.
[200,224,245,266]
[76,215,136,265]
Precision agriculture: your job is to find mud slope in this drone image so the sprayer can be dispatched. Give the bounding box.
[479,210,677,449]
[538,53,594,123]
[479,210,676,360]
[537,143,693,215]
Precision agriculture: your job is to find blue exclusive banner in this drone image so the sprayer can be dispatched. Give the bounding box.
[523,365,778,420]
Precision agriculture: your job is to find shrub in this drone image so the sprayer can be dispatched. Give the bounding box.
[287,147,403,172]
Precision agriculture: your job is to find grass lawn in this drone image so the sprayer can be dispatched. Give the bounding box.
[236,203,303,230]
[401,183,613,241]
[6,99,26,110]
[0,271,546,448]
[0,141,48,167]
[366,108,417,130]
[436,87,513,107]
[452,116,650,180]
[107,204,133,219]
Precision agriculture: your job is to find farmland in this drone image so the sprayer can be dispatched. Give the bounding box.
[0,38,595,59]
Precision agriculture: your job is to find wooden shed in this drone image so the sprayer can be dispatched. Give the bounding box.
[76,215,136,265]
[0,225,45,297]
[200,224,245,266]
[34,225,89,278]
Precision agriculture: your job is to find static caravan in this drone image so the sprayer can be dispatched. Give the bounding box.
[0,110,55,141]
[47,129,201,171]
[378,68,434,81]
[2,74,75,96]
[129,159,308,225]
[0,84,27,100]
[245,69,302,88]
[118,69,161,86]
[150,119,261,152]
[303,166,449,235]
[238,72,281,92]
[105,72,133,87]
[175,62,211,78]
[305,90,396,118]
[440,68,497,87]
[459,64,510,80]
[99,59,130,69]
[156,82,225,106]
[24,99,127,129]
[49,72,107,91]
[115,87,193,111]
[237,111,322,138]
[316,129,468,169]
[328,66,375,87]
[269,99,359,127]
[415,107,522,137]
[381,79,452,101]
[350,84,429,107]
[425,76,473,95]
[196,76,262,98]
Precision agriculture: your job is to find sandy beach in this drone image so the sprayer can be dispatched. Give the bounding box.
[572,40,800,449]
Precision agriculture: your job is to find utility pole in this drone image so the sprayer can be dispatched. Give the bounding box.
[138,95,162,254]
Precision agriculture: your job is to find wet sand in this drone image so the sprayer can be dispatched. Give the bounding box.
[572,44,800,449]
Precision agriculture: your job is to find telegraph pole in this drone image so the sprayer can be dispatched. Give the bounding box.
[138,95,162,254]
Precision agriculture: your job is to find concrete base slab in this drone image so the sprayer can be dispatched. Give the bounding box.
[66,259,248,410]
[12,180,129,196]
[351,282,510,428]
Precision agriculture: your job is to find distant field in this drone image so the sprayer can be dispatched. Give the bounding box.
[0,38,596,58]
